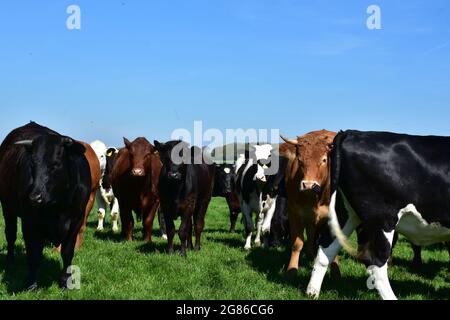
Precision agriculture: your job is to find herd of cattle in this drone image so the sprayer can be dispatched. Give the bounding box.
[0,122,449,300]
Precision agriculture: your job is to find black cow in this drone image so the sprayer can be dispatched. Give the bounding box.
[154,140,215,257]
[261,154,290,248]
[213,163,241,233]
[307,130,450,300]
[0,122,92,290]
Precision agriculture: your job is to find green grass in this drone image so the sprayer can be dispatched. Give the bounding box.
[0,198,449,300]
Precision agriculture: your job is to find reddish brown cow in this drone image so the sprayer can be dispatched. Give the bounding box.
[111,137,162,242]
[75,142,101,250]
[281,130,340,275]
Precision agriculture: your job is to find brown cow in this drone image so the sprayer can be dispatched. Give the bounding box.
[111,137,162,242]
[75,142,101,250]
[281,130,340,276]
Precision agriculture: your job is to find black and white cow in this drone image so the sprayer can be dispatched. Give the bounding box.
[307,130,450,300]
[235,144,273,250]
[90,140,120,232]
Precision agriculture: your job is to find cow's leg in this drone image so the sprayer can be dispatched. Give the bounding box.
[60,220,82,289]
[261,201,276,236]
[287,207,304,272]
[96,190,107,231]
[230,209,239,233]
[187,217,194,251]
[166,218,176,255]
[194,203,208,251]
[241,202,254,250]
[412,244,423,270]
[3,207,17,266]
[21,218,44,290]
[178,213,191,258]
[158,209,168,240]
[142,201,159,243]
[305,224,317,261]
[365,230,397,300]
[110,197,120,233]
[120,205,134,241]
[76,189,96,250]
[306,219,358,298]
[254,211,265,247]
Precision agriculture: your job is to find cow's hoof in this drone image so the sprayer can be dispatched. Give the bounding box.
[254,241,262,247]
[112,228,120,234]
[96,227,104,232]
[306,286,320,300]
[244,245,252,251]
[26,282,38,292]
[162,234,168,240]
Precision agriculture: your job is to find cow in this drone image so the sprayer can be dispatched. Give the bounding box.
[111,137,162,242]
[213,163,241,233]
[281,130,340,276]
[260,151,290,248]
[90,140,120,232]
[154,140,215,257]
[235,144,273,250]
[307,130,450,300]
[75,141,101,250]
[0,122,95,289]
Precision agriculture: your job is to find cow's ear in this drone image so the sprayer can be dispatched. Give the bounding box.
[65,140,86,156]
[124,138,132,149]
[106,148,116,157]
[327,143,334,152]
[154,140,163,152]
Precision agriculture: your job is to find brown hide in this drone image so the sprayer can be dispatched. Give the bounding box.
[281,130,340,274]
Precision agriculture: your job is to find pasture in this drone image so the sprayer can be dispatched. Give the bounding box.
[0,198,449,300]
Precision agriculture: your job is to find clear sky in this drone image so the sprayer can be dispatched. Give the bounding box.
[1,0,449,147]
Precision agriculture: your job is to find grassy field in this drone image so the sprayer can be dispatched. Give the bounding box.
[0,198,449,300]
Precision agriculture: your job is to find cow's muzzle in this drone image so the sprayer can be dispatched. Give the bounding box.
[29,192,43,206]
[301,180,321,194]
[131,168,145,177]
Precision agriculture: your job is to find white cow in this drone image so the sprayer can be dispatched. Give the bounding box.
[235,144,273,250]
[90,140,120,232]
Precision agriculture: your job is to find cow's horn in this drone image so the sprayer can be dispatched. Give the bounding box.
[280,135,298,145]
[15,140,33,146]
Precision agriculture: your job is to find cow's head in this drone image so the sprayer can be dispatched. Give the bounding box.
[102,147,118,190]
[282,130,335,195]
[154,140,190,181]
[123,137,157,177]
[214,163,236,196]
[15,135,86,206]
[252,144,273,183]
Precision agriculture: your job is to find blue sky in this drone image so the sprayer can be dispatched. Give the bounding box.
[1,0,449,146]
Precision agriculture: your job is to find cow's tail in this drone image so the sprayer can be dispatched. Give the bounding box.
[328,131,358,257]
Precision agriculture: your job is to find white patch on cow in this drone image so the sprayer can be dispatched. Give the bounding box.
[236,154,246,173]
[306,191,359,299]
[396,204,450,246]
[253,144,273,161]
[366,230,397,300]
[224,168,231,174]
[261,196,277,235]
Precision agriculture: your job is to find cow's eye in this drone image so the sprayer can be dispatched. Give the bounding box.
[322,158,327,164]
